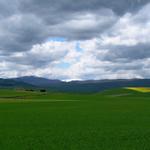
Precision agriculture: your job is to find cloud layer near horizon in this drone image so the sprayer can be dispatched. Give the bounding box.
[0,0,150,80]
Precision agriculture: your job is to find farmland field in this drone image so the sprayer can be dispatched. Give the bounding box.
[126,87,150,93]
[0,88,150,150]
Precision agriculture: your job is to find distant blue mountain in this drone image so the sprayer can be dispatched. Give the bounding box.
[0,76,150,93]
[10,77,150,93]
[0,78,34,88]
[13,76,62,87]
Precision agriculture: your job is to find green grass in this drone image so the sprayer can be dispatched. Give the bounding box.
[0,88,150,150]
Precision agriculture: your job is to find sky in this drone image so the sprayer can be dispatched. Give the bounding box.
[0,0,150,80]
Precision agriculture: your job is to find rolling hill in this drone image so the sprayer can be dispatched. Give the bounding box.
[0,76,150,93]
[0,78,35,89]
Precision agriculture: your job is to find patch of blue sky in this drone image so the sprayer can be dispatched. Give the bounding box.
[47,37,67,42]
[75,57,80,62]
[76,42,84,52]
[56,62,71,69]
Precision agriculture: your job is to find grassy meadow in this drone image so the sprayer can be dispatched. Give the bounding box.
[0,88,150,150]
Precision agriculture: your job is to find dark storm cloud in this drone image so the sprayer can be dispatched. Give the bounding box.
[98,43,150,62]
[0,13,48,53]
[0,0,149,53]
[20,0,149,15]
[0,0,19,18]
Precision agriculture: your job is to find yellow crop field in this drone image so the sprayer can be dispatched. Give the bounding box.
[126,87,150,93]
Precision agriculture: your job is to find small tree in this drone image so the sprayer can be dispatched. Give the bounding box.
[40,89,46,92]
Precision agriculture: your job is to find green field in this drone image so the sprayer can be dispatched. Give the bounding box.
[0,88,150,150]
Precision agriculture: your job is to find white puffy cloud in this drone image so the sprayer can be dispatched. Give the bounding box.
[102,3,150,46]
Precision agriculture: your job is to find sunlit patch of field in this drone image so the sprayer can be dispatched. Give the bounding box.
[125,87,150,93]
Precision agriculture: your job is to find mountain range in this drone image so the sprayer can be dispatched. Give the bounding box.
[0,76,150,93]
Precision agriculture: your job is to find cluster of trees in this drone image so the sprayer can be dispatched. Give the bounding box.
[25,89,46,92]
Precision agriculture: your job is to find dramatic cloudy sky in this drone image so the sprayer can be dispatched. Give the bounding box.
[0,0,150,80]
